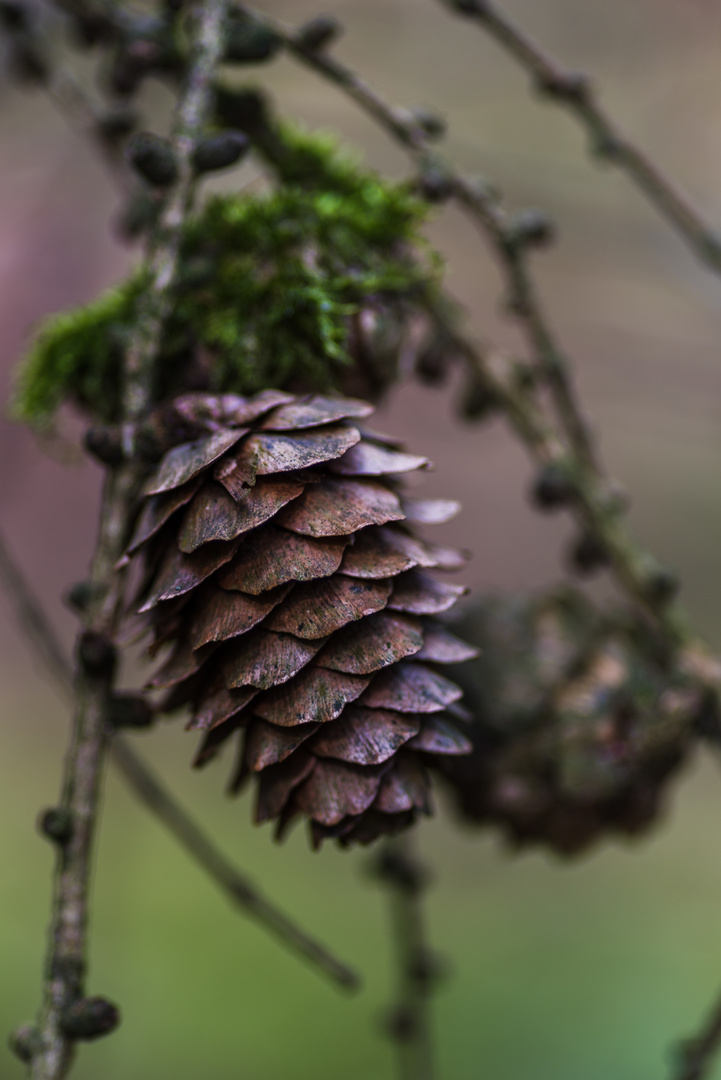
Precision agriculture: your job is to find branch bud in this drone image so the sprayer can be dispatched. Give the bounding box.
[295,15,343,52]
[213,86,270,133]
[39,807,74,845]
[458,369,498,421]
[84,425,124,465]
[126,132,178,188]
[643,561,679,606]
[569,531,609,575]
[416,162,454,203]
[531,461,576,510]
[60,997,120,1041]
[410,107,446,140]
[9,1024,41,1063]
[504,208,556,250]
[78,631,117,681]
[223,15,280,64]
[192,131,249,174]
[536,70,591,105]
[96,108,139,145]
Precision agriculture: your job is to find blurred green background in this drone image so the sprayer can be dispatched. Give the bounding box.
[3,0,721,1076]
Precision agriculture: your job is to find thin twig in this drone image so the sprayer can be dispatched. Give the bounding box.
[436,0,721,275]
[374,838,436,1080]
[671,985,721,1080]
[110,740,359,989]
[241,7,691,639]
[27,1,230,1074]
[0,528,359,989]
[247,6,596,469]
[422,289,691,646]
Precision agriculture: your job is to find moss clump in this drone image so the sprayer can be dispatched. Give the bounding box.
[13,124,436,428]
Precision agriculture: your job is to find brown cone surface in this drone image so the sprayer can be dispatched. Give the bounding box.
[438,590,700,857]
[127,391,474,847]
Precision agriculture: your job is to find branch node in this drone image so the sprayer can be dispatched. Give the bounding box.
[8,1023,41,1063]
[39,807,74,846]
[294,14,343,52]
[60,997,121,1041]
[77,631,117,681]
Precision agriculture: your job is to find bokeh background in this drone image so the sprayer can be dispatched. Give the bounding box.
[3,0,721,1076]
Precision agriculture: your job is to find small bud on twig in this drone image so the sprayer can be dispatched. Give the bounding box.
[531,461,576,510]
[60,997,120,1041]
[416,162,454,203]
[223,14,280,64]
[536,70,591,105]
[84,425,124,465]
[78,632,117,681]
[192,130,249,173]
[126,132,179,188]
[459,370,498,421]
[504,208,556,250]
[410,107,447,141]
[295,14,343,52]
[213,86,269,132]
[96,108,139,145]
[9,1024,41,1063]
[39,808,74,845]
[569,531,609,575]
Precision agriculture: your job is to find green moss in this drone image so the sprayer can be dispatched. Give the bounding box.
[12,124,437,427]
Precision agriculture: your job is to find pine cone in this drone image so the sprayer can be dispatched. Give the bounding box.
[438,591,700,856]
[125,390,475,847]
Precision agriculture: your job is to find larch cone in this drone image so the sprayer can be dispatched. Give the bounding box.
[124,390,476,847]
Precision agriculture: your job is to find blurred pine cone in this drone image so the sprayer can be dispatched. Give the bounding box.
[125,390,475,847]
[438,590,701,856]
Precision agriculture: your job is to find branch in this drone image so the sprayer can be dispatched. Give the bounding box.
[109,740,359,989]
[240,8,699,647]
[421,289,693,648]
[25,1,231,1075]
[247,7,596,470]
[437,0,721,275]
[0,529,359,991]
[373,839,438,1080]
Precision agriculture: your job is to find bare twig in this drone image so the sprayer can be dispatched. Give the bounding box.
[26,1,230,1074]
[437,0,721,275]
[110,740,359,989]
[247,7,596,469]
[0,528,359,989]
[671,986,721,1080]
[422,289,692,647]
[373,838,437,1080]
[240,7,692,643]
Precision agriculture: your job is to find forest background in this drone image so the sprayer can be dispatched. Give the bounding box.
[3,0,721,1077]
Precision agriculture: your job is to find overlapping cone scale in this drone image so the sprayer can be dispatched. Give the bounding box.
[126,391,475,847]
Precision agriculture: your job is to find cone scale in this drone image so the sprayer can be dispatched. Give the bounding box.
[126,391,475,847]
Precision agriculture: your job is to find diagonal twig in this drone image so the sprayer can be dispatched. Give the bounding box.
[436,0,721,275]
[0,531,358,991]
